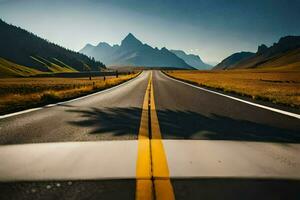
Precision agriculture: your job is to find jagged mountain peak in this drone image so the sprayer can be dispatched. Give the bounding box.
[121,33,143,48]
[125,33,135,39]
[80,34,197,69]
[81,43,95,52]
[161,47,169,51]
[97,42,111,48]
[85,43,94,47]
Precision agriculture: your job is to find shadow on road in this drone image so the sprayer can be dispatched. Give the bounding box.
[67,107,141,137]
[156,109,300,143]
[67,107,300,143]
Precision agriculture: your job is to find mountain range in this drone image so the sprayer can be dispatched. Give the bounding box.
[214,36,300,70]
[0,19,105,77]
[2,18,297,76]
[80,33,211,69]
[170,50,211,69]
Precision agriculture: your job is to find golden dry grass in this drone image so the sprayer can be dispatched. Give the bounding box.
[165,69,300,108]
[0,73,139,114]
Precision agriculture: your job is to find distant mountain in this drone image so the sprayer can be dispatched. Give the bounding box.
[213,52,255,70]
[0,19,105,74]
[170,50,211,69]
[214,36,300,70]
[80,33,194,69]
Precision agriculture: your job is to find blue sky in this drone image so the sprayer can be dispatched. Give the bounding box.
[1,0,300,64]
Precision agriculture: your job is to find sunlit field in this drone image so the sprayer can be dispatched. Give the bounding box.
[0,73,139,114]
[165,69,300,108]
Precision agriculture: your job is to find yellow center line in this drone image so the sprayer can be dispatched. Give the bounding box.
[136,71,175,200]
[136,73,153,200]
[150,73,175,200]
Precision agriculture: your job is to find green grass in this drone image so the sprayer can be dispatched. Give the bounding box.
[52,58,79,72]
[0,57,42,77]
[31,56,77,73]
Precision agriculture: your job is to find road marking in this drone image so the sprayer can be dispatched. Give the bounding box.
[0,72,143,120]
[136,180,153,200]
[150,81,161,140]
[154,180,175,200]
[162,71,300,119]
[150,79,175,199]
[136,72,175,200]
[136,73,153,200]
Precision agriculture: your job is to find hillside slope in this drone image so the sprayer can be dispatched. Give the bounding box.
[213,52,255,70]
[80,33,194,69]
[0,19,105,73]
[0,58,42,77]
[214,36,300,70]
[170,50,211,70]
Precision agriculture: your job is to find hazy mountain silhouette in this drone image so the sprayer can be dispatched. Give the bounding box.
[0,19,105,73]
[80,33,194,69]
[213,52,255,70]
[214,36,300,70]
[170,50,211,69]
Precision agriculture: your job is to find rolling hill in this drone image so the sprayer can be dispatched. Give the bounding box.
[80,33,194,69]
[0,19,105,76]
[214,36,300,70]
[213,52,255,70]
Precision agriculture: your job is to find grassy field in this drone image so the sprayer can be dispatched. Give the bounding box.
[165,69,300,108]
[0,56,81,78]
[0,73,139,115]
[0,58,42,77]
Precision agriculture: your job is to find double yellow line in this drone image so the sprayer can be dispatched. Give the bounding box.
[136,72,175,200]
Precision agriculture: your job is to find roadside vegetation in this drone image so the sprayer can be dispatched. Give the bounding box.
[165,69,300,108]
[0,58,42,77]
[0,73,139,115]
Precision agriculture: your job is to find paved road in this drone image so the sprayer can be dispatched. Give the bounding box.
[0,71,150,144]
[153,71,300,142]
[1,70,300,200]
[0,72,150,200]
[1,70,299,144]
[152,70,300,199]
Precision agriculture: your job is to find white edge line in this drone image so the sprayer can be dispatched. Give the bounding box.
[0,72,144,119]
[161,71,300,119]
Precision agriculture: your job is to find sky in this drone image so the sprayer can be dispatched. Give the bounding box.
[1,0,300,64]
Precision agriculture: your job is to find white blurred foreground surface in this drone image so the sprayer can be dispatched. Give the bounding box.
[0,140,299,181]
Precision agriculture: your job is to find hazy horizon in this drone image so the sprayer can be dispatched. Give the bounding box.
[1,0,300,63]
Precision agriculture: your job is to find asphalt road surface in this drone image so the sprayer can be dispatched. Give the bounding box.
[0,71,150,144]
[0,70,300,200]
[152,71,300,142]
